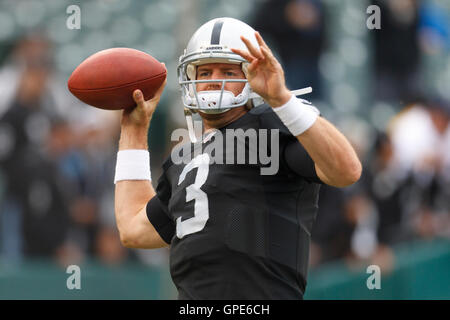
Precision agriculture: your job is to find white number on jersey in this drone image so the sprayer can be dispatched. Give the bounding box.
[176,153,210,238]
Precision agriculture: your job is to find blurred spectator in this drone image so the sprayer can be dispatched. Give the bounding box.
[388,100,449,183]
[402,100,450,239]
[95,226,128,265]
[252,0,326,99]
[371,0,422,102]
[310,185,354,266]
[312,96,450,269]
[364,132,411,245]
[0,33,69,262]
[0,32,129,266]
[368,99,450,246]
[418,0,450,54]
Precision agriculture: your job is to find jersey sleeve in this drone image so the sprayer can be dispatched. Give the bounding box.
[283,138,323,184]
[146,169,175,244]
[256,104,323,184]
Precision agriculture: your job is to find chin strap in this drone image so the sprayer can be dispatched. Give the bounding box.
[248,86,313,100]
[184,108,198,143]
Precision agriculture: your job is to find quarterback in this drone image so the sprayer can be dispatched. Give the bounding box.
[114,18,361,299]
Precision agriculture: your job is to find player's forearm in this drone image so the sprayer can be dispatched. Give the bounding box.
[297,117,362,187]
[118,124,149,150]
[115,123,154,236]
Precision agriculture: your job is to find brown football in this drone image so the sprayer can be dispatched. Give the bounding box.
[67,48,166,110]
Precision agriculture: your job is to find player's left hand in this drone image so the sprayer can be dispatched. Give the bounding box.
[231,32,292,108]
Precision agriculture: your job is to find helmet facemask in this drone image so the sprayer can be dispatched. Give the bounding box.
[178,55,252,114]
[178,18,314,143]
[178,17,261,115]
[178,17,270,142]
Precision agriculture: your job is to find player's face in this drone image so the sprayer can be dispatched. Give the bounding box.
[196,63,246,96]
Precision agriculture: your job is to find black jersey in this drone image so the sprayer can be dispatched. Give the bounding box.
[147,104,322,300]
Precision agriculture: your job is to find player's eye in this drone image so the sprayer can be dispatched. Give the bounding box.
[224,71,236,77]
[198,71,210,77]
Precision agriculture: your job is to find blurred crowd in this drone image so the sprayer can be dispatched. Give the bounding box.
[311,97,450,272]
[253,0,450,272]
[0,0,449,273]
[0,33,130,267]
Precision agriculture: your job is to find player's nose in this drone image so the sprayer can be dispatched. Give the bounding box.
[206,82,222,90]
[206,70,222,90]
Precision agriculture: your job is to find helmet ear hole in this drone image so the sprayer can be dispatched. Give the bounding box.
[187,64,196,80]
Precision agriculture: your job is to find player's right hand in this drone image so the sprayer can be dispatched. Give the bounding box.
[121,63,167,129]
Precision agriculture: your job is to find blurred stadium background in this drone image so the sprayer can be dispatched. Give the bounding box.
[0,0,449,299]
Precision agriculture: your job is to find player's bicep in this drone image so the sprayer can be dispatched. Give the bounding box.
[124,197,174,249]
[128,207,168,249]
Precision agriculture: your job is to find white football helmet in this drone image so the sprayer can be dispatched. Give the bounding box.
[177,17,314,142]
[177,17,261,114]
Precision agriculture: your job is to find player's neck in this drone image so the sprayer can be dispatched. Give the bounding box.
[200,106,249,131]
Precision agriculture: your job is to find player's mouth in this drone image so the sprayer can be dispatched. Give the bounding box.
[198,110,230,120]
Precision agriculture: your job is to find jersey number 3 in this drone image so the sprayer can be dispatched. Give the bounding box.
[176,153,210,238]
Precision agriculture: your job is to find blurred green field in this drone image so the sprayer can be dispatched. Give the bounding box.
[305,238,450,300]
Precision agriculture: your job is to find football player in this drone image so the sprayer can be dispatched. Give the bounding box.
[114,17,361,299]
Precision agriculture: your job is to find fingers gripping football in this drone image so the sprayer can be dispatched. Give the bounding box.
[122,67,167,128]
[132,78,166,117]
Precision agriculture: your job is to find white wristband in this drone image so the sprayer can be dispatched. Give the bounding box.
[273,95,320,136]
[114,149,151,184]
